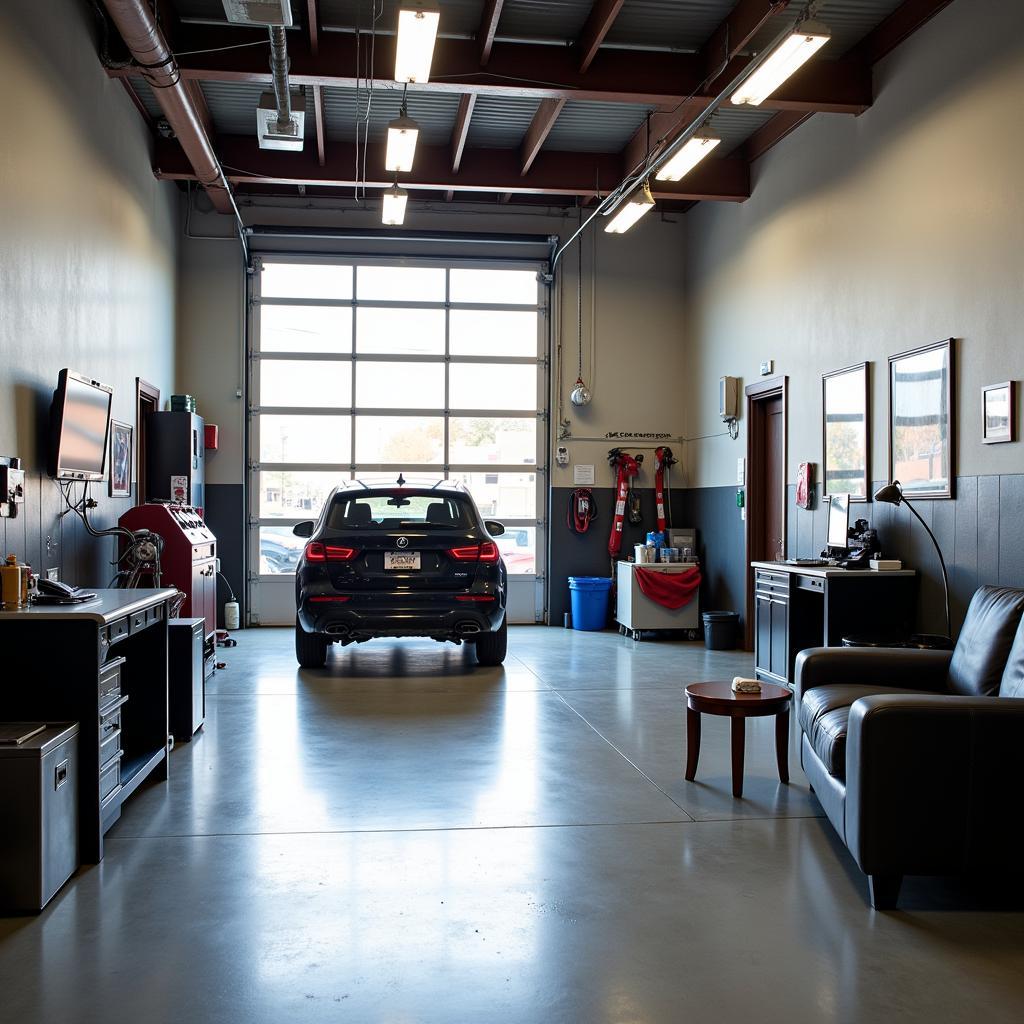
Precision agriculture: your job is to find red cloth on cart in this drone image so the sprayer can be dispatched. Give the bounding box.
[634,567,702,610]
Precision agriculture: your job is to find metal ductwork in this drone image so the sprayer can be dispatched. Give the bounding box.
[100,0,234,214]
[258,26,305,151]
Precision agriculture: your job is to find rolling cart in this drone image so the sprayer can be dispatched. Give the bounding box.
[616,561,701,640]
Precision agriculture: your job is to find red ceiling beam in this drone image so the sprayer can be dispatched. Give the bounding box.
[306,0,320,56]
[120,79,153,126]
[520,99,567,175]
[851,0,956,65]
[110,24,719,107]
[450,93,476,172]
[154,135,750,202]
[576,0,626,73]
[477,0,505,66]
[740,110,812,163]
[702,1,790,87]
[312,85,326,166]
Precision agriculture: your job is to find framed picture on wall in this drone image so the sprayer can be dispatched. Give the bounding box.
[109,419,133,498]
[981,381,1015,444]
[888,338,955,499]
[822,362,869,501]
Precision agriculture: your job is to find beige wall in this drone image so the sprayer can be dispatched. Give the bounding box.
[178,199,688,488]
[684,0,1024,489]
[0,0,178,573]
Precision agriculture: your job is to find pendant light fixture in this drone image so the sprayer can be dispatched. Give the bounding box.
[731,20,831,106]
[604,181,655,234]
[382,182,408,225]
[386,88,420,173]
[569,228,592,407]
[394,2,440,84]
[655,127,721,182]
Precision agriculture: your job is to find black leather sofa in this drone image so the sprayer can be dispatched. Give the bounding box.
[794,585,1024,909]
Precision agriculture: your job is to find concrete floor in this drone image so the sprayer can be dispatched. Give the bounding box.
[2,626,1023,1022]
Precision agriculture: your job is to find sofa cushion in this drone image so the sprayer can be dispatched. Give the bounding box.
[999,614,1024,698]
[800,684,923,781]
[947,586,1024,696]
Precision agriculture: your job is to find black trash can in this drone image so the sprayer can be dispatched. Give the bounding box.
[703,611,739,651]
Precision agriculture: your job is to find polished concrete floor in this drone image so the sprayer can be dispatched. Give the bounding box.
[2,626,1023,1022]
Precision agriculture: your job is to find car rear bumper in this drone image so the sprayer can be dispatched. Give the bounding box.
[297,594,505,640]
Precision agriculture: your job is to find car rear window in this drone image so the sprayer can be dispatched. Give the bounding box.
[326,493,474,530]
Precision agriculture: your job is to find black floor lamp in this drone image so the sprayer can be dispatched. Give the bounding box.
[873,480,951,642]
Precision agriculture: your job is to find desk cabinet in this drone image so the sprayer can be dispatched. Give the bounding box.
[751,563,917,688]
[0,589,176,862]
[754,569,790,685]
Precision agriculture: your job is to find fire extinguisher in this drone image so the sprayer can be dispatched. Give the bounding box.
[567,488,597,534]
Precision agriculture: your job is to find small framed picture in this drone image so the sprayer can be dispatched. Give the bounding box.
[109,419,133,497]
[981,381,1015,444]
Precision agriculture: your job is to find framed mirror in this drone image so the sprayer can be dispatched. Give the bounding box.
[888,338,955,499]
[822,362,869,501]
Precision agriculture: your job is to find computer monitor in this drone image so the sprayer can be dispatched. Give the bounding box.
[827,493,851,551]
[48,369,114,481]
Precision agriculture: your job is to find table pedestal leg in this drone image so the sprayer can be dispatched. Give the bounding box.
[775,707,790,784]
[685,707,701,781]
[731,718,745,797]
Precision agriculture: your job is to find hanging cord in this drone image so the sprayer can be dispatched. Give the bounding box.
[217,571,236,602]
[576,206,584,382]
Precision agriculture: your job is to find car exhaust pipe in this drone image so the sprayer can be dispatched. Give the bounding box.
[325,623,349,636]
[457,621,481,635]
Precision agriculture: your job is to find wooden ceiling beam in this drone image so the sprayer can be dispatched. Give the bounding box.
[154,135,750,202]
[477,0,505,66]
[306,0,320,56]
[576,0,626,73]
[450,93,476,173]
[520,99,566,175]
[312,85,326,166]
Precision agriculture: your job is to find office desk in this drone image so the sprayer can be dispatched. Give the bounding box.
[750,563,917,688]
[0,589,176,862]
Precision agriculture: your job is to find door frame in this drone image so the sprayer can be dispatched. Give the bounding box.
[743,375,788,650]
[135,378,161,504]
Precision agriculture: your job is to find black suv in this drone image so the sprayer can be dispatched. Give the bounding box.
[292,481,508,668]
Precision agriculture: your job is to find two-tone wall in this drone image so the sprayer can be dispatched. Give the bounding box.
[682,0,1024,636]
[0,0,179,584]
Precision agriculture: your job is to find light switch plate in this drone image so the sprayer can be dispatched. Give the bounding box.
[760,359,774,376]
[737,457,746,485]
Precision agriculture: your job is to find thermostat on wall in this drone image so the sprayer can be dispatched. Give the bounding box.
[720,376,737,421]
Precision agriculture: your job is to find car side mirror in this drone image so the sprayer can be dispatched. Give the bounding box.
[292,521,314,538]
[485,520,505,537]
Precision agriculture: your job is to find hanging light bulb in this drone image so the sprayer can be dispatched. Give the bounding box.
[570,377,592,407]
[382,183,408,225]
[385,112,420,172]
[604,181,655,234]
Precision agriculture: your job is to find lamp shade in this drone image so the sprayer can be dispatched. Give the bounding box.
[873,481,903,505]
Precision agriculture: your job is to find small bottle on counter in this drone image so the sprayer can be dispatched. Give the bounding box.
[2,554,23,608]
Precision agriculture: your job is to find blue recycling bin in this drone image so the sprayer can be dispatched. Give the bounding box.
[568,576,613,631]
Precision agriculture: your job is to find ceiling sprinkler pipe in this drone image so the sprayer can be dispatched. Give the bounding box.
[268,26,292,129]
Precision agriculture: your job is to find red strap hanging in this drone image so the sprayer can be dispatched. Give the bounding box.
[607,449,640,557]
[653,446,676,534]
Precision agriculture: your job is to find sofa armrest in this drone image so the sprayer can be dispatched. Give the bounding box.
[845,694,1024,876]
[794,647,951,705]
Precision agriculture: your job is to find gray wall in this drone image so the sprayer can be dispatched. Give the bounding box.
[0,0,179,582]
[178,198,688,622]
[682,0,1024,635]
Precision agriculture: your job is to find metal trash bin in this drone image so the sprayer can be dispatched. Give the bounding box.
[0,722,80,912]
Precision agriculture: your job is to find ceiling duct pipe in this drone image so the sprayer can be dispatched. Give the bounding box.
[269,26,292,130]
[258,26,305,150]
[99,0,235,215]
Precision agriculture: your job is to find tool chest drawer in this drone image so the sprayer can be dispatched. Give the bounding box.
[98,656,126,705]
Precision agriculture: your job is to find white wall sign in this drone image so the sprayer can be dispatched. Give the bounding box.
[573,464,595,485]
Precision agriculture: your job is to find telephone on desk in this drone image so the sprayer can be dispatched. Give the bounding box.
[36,578,97,604]
[820,518,881,571]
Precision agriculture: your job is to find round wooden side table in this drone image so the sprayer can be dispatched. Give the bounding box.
[684,681,792,798]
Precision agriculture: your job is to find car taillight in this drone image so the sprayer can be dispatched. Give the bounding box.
[308,595,352,602]
[304,542,359,562]
[448,542,500,562]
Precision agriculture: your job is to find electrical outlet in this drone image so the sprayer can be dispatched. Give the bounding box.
[46,567,59,582]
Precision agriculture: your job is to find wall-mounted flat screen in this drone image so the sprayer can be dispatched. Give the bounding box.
[49,369,114,480]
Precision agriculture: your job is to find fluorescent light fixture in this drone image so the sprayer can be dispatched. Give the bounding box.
[731,20,831,106]
[604,182,655,234]
[382,184,409,225]
[395,3,441,83]
[385,114,420,172]
[655,132,722,182]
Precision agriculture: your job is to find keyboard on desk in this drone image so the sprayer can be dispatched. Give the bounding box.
[783,559,830,567]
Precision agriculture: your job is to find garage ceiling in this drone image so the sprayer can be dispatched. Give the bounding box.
[106,0,956,210]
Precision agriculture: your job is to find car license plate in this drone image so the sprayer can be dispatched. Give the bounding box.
[385,551,421,571]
